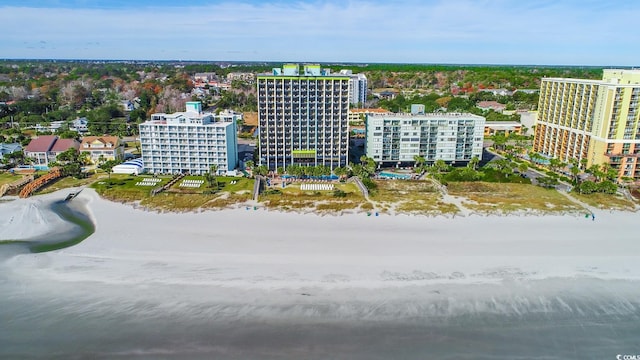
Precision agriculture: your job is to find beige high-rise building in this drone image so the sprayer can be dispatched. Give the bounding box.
[534,69,640,181]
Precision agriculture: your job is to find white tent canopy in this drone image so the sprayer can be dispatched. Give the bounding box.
[112,158,144,175]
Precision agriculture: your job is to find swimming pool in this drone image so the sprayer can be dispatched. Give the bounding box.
[378,172,412,179]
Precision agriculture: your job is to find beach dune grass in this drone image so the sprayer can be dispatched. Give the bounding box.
[570,192,638,211]
[447,182,584,213]
[260,182,366,211]
[371,179,457,214]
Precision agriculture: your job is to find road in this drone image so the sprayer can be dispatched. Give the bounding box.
[483,148,572,192]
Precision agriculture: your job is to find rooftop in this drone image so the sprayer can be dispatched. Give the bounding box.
[25,135,58,153]
[368,112,485,120]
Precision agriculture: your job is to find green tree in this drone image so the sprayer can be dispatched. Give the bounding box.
[413,155,426,169]
[467,156,480,170]
[517,162,529,174]
[205,164,219,189]
[536,176,558,189]
[333,166,348,179]
[99,159,118,180]
[490,133,507,151]
[254,165,268,176]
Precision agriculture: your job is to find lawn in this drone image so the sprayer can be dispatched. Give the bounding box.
[91,174,172,201]
[570,192,638,211]
[36,174,103,195]
[0,172,25,187]
[91,174,254,210]
[447,182,584,214]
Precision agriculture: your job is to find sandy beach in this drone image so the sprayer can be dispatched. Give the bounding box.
[1,189,640,358]
[2,188,640,292]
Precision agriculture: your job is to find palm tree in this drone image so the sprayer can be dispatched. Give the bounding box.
[600,163,618,182]
[433,159,450,173]
[413,155,426,169]
[467,156,480,170]
[205,165,219,189]
[334,166,348,180]
[245,160,254,169]
[586,164,604,182]
[491,133,507,151]
[254,165,268,176]
[579,158,588,170]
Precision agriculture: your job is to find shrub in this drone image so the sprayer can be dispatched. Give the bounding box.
[361,177,377,191]
[333,189,347,198]
[263,189,282,195]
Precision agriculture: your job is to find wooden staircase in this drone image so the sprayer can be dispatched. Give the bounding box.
[0,174,34,197]
[19,167,63,198]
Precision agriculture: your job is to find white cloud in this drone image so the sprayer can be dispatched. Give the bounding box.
[1,0,639,64]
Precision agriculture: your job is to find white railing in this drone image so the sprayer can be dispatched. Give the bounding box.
[179,179,205,188]
[300,183,334,191]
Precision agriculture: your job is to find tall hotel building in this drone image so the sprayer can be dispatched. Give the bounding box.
[366,107,485,164]
[339,69,368,105]
[534,69,640,180]
[138,102,238,175]
[257,64,350,171]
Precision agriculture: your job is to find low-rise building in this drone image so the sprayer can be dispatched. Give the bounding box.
[0,142,22,156]
[476,101,506,113]
[79,136,124,164]
[24,135,80,170]
[138,102,238,175]
[70,117,89,133]
[348,108,391,125]
[484,121,523,137]
[366,109,485,165]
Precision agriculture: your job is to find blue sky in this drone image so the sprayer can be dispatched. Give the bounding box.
[1,0,639,65]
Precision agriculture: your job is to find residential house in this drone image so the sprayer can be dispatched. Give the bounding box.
[478,88,513,96]
[79,136,124,164]
[70,117,89,133]
[476,101,506,113]
[0,142,22,156]
[121,100,135,112]
[24,135,80,170]
[0,143,22,167]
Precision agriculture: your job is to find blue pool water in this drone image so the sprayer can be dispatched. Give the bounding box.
[379,172,411,179]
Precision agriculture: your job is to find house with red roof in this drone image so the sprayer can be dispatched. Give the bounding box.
[24,135,80,170]
[476,101,507,113]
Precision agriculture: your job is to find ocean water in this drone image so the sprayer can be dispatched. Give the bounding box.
[1,273,639,359]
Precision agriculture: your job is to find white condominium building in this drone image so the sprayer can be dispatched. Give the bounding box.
[257,64,350,171]
[139,102,238,175]
[339,69,368,106]
[366,109,485,164]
